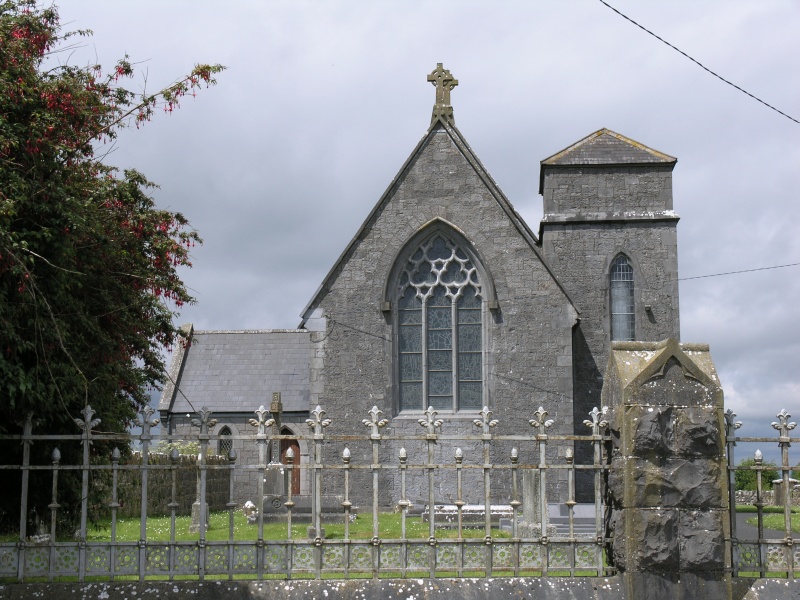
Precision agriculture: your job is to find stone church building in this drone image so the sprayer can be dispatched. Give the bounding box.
[159,64,680,505]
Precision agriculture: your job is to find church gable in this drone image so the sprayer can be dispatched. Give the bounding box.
[302,65,577,431]
[301,120,574,326]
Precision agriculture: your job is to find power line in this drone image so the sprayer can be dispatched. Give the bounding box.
[679,262,800,281]
[597,0,800,125]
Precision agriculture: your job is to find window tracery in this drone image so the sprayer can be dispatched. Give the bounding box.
[218,426,233,456]
[396,234,483,411]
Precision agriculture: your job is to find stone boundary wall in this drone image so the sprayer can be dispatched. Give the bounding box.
[0,577,783,600]
[117,453,231,518]
[735,489,800,507]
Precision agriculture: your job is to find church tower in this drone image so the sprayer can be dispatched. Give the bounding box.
[538,129,680,448]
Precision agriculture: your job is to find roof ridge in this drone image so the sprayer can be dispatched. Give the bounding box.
[541,128,677,165]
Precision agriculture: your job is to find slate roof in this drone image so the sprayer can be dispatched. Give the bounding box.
[538,128,676,195]
[159,328,311,415]
[541,128,676,166]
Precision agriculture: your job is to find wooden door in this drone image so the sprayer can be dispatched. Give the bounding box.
[280,434,301,495]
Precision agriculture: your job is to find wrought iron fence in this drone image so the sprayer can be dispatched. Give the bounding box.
[726,409,800,577]
[0,403,613,582]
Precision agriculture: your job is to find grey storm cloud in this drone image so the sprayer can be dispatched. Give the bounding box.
[56,0,800,458]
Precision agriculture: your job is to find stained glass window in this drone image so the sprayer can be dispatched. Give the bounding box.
[397,234,483,411]
[610,254,635,341]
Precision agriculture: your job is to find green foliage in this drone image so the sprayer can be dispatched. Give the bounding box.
[150,439,201,456]
[79,512,511,543]
[0,0,223,531]
[735,458,780,491]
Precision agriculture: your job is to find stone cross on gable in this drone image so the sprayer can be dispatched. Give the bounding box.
[428,63,458,125]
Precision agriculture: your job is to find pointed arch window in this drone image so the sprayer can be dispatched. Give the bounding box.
[218,426,233,456]
[396,233,483,412]
[610,254,635,341]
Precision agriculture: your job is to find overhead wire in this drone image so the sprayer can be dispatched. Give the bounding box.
[679,262,800,281]
[597,0,800,124]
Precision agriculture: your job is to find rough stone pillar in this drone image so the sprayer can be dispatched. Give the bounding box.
[603,339,730,600]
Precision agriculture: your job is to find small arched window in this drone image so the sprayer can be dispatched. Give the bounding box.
[395,233,483,412]
[610,254,635,341]
[218,426,233,456]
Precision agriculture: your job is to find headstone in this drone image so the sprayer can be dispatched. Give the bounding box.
[189,467,208,533]
[518,470,556,536]
[772,478,799,506]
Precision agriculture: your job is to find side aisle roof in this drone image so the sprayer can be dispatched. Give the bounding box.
[159,325,311,416]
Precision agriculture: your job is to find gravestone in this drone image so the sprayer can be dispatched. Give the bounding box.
[189,457,208,534]
[518,470,556,536]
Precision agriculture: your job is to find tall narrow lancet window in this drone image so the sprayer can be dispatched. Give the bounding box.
[218,426,233,456]
[397,234,483,412]
[610,254,635,341]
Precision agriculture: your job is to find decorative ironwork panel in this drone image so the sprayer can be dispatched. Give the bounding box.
[406,545,428,570]
[86,546,110,574]
[233,545,256,572]
[322,545,343,570]
[519,543,543,569]
[24,547,48,576]
[264,546,288,572]
[462,543,483,570]
[793,546,800,573]
[380,544,402,570]
[735,543,761,572]
[174,546,199,575]
[145,544,169,572]
[492,543,513,569]
[349,544,372,571]
[436,545,457,570]
[575,544,598,569]
[767,544,789,571]
[112,546,138,575]
[548,544,570,570]
[54,546,79,574]
[205,546,228,574]
[0,547,17,575]
[291,545,315,571]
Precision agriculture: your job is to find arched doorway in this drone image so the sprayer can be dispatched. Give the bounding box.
[280,428,300,495]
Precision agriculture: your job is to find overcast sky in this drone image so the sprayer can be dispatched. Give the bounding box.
[55,1,799,456]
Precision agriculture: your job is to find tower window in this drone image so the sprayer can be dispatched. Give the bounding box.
[610,254,635,341]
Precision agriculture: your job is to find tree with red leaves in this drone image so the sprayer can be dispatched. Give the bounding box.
[0,0,223,528]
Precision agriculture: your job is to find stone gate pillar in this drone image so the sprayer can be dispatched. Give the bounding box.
[603,339,730,599]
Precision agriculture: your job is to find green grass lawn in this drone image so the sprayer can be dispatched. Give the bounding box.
[2,511,511,543]
[737,505,800,533]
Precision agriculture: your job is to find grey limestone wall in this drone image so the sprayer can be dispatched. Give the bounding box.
[2,576,789,599]
[306,125,576,506]
[541,165,674,217]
